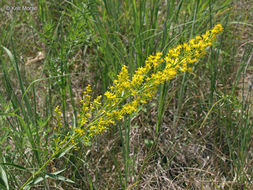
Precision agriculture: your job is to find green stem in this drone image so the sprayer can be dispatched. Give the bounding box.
[19,135,77,190]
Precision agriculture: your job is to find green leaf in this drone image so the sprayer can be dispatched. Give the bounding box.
[50,169,65,175]
[55,145,74,159]
[23,183,31,190]
[33,177,44,185]
[0,163,28,172]
[0,165,9,190]
[31,172,75,186]
[46,174,75,183]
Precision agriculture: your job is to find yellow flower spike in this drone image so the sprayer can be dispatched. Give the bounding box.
[52,24,223,148]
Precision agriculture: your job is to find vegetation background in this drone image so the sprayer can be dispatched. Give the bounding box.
[0,0,252,189]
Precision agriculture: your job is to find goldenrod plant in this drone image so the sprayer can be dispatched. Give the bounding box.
[19,24,223,189]
[1,1,252,188]
[54,24,223,148]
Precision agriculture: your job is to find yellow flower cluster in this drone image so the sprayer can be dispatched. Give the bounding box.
[54,106,62,130]
[54,24,223,147]
[53,106,71,150]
